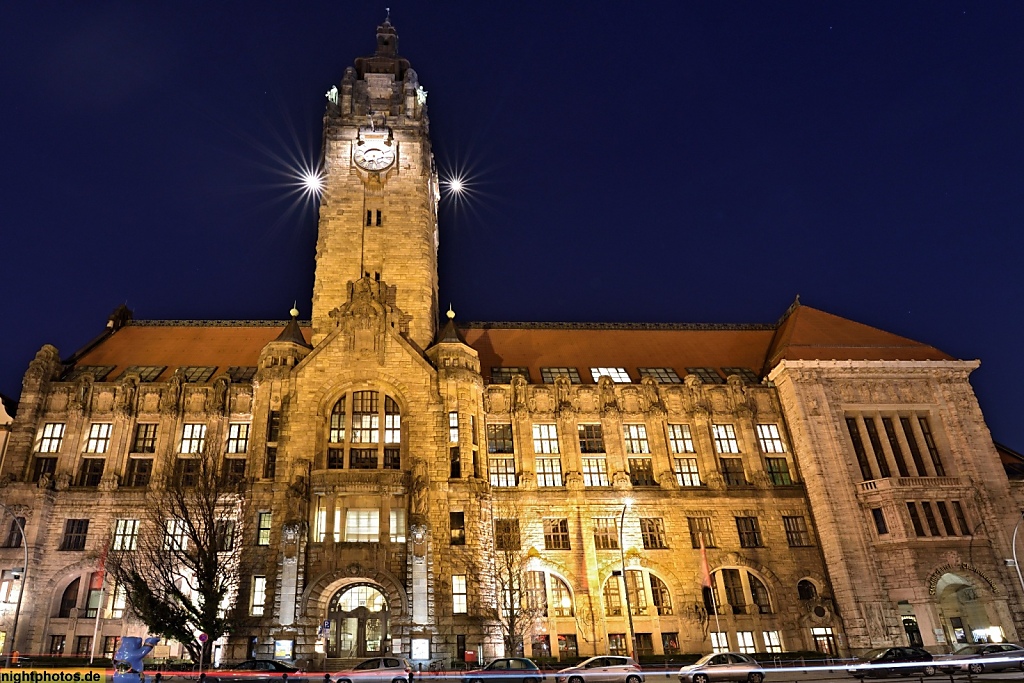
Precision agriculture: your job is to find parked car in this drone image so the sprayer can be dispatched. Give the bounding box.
[935,643,1024,674]
[556,656,643,683]
[333,657,412,683]
[169,660,303,683]
[678,653,764,683]
[463,658,542,683]
[848,647,936,678]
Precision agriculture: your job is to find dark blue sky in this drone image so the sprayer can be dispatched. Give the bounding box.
[3,3,1023,449]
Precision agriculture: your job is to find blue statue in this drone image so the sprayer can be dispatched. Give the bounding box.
[114,636,161,683]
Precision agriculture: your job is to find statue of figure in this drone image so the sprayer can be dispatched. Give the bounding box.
[411,458,428,517]
[113,636,160,683]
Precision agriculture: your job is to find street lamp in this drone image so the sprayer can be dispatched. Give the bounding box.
[0,503,28,668]
[1011,511,1024,597]
[619,499,636,660]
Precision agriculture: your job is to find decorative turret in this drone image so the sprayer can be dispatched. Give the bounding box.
[258,307,313,376]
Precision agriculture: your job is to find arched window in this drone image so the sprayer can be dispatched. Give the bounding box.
[603,571,647,616]
[59,577,80,618]
[325,391,401,470]
[650,574,673,615]
[550,575,573,617]
[750,574,772,614]
[331,584,388,612]
[798,579,818,601]
[603,576,623,616]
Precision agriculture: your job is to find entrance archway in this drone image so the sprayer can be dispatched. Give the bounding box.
[935,573,1002,646]
[326,583,390,658]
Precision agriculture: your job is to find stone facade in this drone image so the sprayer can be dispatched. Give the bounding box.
[1,19,1022,669]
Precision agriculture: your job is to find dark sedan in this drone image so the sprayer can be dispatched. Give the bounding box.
[848,647,936,678]
[463,658,542,683]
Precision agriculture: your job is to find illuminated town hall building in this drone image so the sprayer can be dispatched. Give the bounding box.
[2,20,1023,666]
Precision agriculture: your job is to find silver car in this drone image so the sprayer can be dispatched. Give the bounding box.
[332,657,412,683]
[936,643,1024,674]
[556,656,644,683]
[678,653,764,683]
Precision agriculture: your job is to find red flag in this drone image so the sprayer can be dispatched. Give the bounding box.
[699,535,712,588]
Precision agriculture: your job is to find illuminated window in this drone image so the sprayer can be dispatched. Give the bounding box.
[674,458,700,487]
[251,576,267,616]
[551,575,573,617]
[536,457,563,487]
[641,518,667,549]
[593,518,618,550]
[180,424,207,454]
[257,512,273,545]
[452,575,467,614]
[591,367,631,383]
[39,423,66,453]
[132,424,158,453]
[85,423,113,453]
[390,509,407,543]
[532,424,560,453]
[638,367,681,383]
[737,631,756,654]
[226,424,250,453]
[582,457,609,486]
[603,576,623,616]
[526,571,548,616]
[344,509,379,542]
[629,457,656,486]
[112,519,139,551]
[712,424,740,453]
[352,391,380,443]
[710,631,728,653]
[756,424,786,453]
[449,412,459,443]
[164,520,187,550]
[668,424,695,453]
[623,424,650,454]
[489,458,516,487]
[763,631,783,654]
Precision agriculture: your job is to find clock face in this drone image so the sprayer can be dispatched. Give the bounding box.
[354,143,395,171]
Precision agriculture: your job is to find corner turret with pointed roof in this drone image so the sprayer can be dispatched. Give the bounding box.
[258,306,313,379]
[274,305,313,349]
[426,306,479,375]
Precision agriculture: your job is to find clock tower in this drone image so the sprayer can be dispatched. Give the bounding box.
[311,19,439,349]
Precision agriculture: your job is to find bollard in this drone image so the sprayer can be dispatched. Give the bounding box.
[155,675,162,683]
[325,674,332,683]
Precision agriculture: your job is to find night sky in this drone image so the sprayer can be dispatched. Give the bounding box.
[3,3,1023,449]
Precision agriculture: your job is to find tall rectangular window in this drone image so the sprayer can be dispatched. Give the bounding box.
[783,516,812,546]
[77,458,106,486]
[628,457,656,486]
[488,458,516,487]
[936,501,957,536]
[668,424,695,453]
[952,501,971,535]
[863,417,891,478]
[495,519,520,551]
[180,423,207,453]
[623,424,650,454]
[448,412,459,443]
[846,417,874,480]
[918,417,946,476]
[351,391,380,443]
[174,457,199,487]
[907,502,926,537]
[688,517,714,548]
[582,457,609,486]
[763,631,783,654]
[452,575,467,614]
[674,458,701,487]
[450,512,466,546]
[3,517,25,549]
[131,424,158,453]
[125,458,153,487]
[536,457,563,487]
[85,423,113,453]
[263,447,277,479]
[112,519,140,551]
[223,457,246,484]
[720,457,747,485]
[722,568,745,613]
[267,411,281,442]
[640,518,667,549]
[710,632,728,654]
[871,508,889,535]
[921,502,942,536]
[390,509,407,543]
[532,424,559,453]
[765,457,792,485]
[164,520,187,550]
[755,424,786,453]
[900,416,928,475]
[544,519,570,550]
[344,509,380,542]
[881,418,910,476]
[737,631,756,655]
[60,519,90,551]
[32,456,57,482]
[486,424,514,453]
[226,424,250,453]
[257,512,272,546]
[736,517,762,548]
[593,518,619,550]
[250,576,266,616]
[215,520,235,552]
[712,424,740,453]
[578,424,605,453]
[39,423,66,453]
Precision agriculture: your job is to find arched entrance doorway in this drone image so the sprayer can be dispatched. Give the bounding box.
[935,573,1002,646]
[326,583,390,658]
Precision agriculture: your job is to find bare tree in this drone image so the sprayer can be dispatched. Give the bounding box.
[106,450,254,664]
[488,501,545,657]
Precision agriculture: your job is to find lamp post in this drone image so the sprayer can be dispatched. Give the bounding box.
[0,503,28,668]
[1011,511,1024,597]
[618,499,636,660]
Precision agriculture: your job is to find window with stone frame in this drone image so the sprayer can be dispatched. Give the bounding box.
[344,509,379,542]
[60,519,89,551]
[578,424,605,453]
[712,424,740,453]
[77,458,105,486]
[125,457,153,487]
[495,519,520,551]
[351,391,380,443]
[720,457,747,485]
[39,422,66,453]
[263,447,277,479]
[625,569,647,615]
[250,576,267,616]
[755,424,786,453]
[650,574,673,615]
[267,410,281,442]
[952,500,971,535]
[623,424,650,454]
[668,424,696,453]
[532,424,560,453]
[582,457,610,487]
[215,520,235,552]
[550,576,573,617]
[603,576,623,616]
[871,508,888,535]
[638,367,681,383]
[762,631,783,654]
[918,416,947,476]
[132,424,158,453]
[749,574,773,614]
[384,448,400,470]
[765,457,792,485]
[936,501,957,535]
[608,633,627,656]
[85,423,113,453]
[164,520,187,550]
[736,517,762,547]
[49,635,66,656]
[488,457,516,487]
[783,515,812,546]
[223,457,246,484]
[257,512,273,545]
[526,571,548,617]
[174,457,199,487]
[390,509,407,543]
[721,568,745,613]
[592,518,619,550]
[662,633,681,656]
[628,457,656,486]
[326,392,401,469]
[32,456,57,482]
[486,424,514,453]
[448,412,459,443]
[179,423,207,454]
[3,517,25,548]
[640,518,668,549]
[536,457,563,487]
[112,519,140,551]
[635,633,655,657]
[491,367,530,383]
[541,367,582,384]
[452,575,468,614]
[544,519,570,550]
[76,636,93,657]
[450,512,465,545]
[674,457,701,487]
[226,423,250,453]
[350,448,378,469]
[907,502,926,537]
[688,516,715,548]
